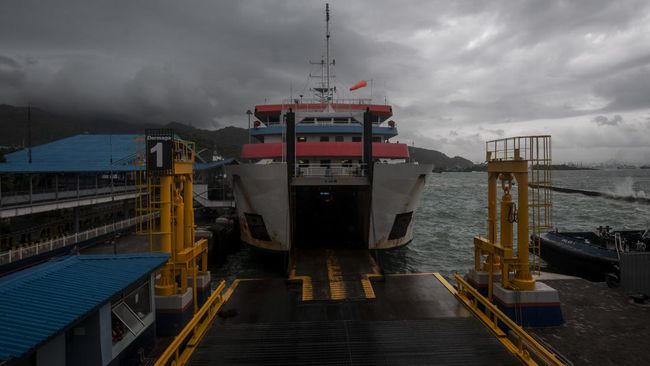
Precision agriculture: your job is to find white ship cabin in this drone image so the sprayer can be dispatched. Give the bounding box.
[242,100,410,175]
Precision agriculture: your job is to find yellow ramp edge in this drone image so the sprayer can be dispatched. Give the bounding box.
[433,273,568,366]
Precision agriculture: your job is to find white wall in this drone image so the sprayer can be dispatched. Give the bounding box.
[37,333,65,366]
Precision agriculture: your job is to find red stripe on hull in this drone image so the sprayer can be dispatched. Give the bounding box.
[241,142,409,159]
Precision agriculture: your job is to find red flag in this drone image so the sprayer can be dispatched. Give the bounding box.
[349,80,367,91]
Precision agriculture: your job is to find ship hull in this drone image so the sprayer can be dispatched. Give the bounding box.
[226,162,431,252]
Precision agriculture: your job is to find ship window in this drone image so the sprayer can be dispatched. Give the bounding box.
[352,136,362,142]
[298,159,310,166]
[297,136,307,143]
[372,136,381,143]
[320,159,331,167]
[316,117,332,123]
[388,212,413,240]
[301,119,314,124]
[320,136,330,142]
[335,136,344,142]
[333,118,348,124]
[244,213,271,241]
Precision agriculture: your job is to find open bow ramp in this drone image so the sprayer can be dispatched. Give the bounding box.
[184,250,519,365]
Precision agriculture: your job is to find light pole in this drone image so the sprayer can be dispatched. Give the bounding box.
[246,110,252,144]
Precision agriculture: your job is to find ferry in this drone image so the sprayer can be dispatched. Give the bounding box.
[226,5,432,253]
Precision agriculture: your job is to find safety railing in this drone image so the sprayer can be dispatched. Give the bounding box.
[453,274,567,366]
[0,213,155,265]
[155,280,232,366]
[0,185,138,208]
[296,163,367,177]
[485,135,552,274]
[282,97,372,105]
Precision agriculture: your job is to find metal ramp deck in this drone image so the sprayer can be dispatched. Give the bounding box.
[187,250,519,365]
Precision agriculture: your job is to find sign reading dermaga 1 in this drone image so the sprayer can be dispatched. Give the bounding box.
[145,129,174,172]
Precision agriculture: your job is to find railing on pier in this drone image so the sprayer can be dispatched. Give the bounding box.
[0,185,138,208]
[0,214,155,266]
[452,274,568,366]
[296,163,367,177]
[154,280,232,366]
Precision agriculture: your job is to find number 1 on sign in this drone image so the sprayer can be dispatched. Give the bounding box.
[150,142,163,168]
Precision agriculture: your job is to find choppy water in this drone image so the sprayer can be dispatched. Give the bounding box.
[380,169,650,276]
[213,169,650,279]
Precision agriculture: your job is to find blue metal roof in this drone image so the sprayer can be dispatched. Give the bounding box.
[250,125,398,137]
[0,134,144,173]
[0,253,169,361]
[0,134,237,174]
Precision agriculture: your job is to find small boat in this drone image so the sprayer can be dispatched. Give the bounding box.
[536,225,650,281]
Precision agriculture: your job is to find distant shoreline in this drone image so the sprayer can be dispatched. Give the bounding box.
[547,164,598,171]
[437,164,599,173]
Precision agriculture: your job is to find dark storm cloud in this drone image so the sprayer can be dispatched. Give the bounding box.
[592,115,623,126]
[0,0,649,162]
[0,0,417,126]
[0,55,25,88]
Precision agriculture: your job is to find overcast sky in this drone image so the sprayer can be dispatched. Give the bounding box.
[1,0,650,163]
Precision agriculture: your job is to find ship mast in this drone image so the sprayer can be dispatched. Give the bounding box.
[309,3,335,104]
[325,3,331,102]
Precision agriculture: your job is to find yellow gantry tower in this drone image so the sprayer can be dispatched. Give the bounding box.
[137,129,208,311]
[474,136,552,298]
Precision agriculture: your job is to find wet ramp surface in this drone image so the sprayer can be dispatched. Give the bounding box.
[290,249,379,301]
[188,268,519,365]
[190,318,519,365]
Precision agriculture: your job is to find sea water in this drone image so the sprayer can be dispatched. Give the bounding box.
[380,169,650,276]
[213,169,650,279]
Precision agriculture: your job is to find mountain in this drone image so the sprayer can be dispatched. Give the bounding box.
[164,122,247,160]
[0,105,244,160]
[0,104,475,167]
[0,104,155,147]
[408,146,475,171]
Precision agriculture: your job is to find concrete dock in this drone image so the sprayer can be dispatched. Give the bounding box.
[531,278,650,366]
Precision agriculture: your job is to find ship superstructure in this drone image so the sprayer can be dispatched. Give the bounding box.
[226,4,432,252]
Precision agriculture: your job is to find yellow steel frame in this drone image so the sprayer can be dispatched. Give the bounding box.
[135,134,209,310]
[154,280,238,366]
[476,136,552,297]
[452,274,566,366]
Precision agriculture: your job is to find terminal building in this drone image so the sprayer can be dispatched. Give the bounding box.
[0,253,169,366]
[0,134,236,270]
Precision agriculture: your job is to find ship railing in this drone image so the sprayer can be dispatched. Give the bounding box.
[282,98,373,105]
[0,213,156,266]
[296,163,367,177]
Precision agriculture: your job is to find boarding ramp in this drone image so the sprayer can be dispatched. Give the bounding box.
[155,249,568,366]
